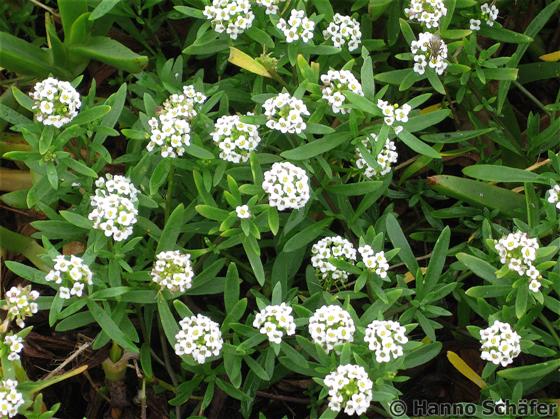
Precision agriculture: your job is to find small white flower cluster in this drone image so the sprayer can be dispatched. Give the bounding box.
[324,364,373,416]
[0,379,24,418]
[308,305,355,353]
[174,314,223,364]
[364,320,408,363]
[411,32,448,75]
[494,231,542,292]
[546,184,560,210]
[263,93,309,134]
[277,9,315,43]
[147,85,205,158]
[262,162,310,211]
[236,205,251,219]
[358,245,390,279]
[3,286,39,328]
[3,334,24,361]
[253,303,296,344]
[480,320,521,367]
[255,0,283,15]
[150,250,194,293]
[30,77,81,128]
[147,112,191,158]
[203,0,254,39]
[321,70,363,114]
[45,255,93,299]
[481,2,499,26]
[311,236,357,284]
[211,115,261,163]
[355,135,398,178]
[377,99,411,134]
[89,174,139,242]
[162,85,206,120]
[405,0,447,29]
[323,14,362,51]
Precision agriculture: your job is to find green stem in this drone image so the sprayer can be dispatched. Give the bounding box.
[164,162,175,223]
[512,80,551,116]
[538,313,560,348]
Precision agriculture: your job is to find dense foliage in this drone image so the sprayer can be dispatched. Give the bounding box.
[0,0,559,417]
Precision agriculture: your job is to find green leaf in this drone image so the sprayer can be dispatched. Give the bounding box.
[224,263,240,313]
[465,285,511,298]
[59,210,92,229]
[66,158,98,177]
[70,105,112,126]
[243,236,265,286]
[156,204,185,253]
[186,143,214,160]
[406,110,451,132]
[149,159,171,195]
[386,213,419,274]
[89,0,121,20]
[0,32,65,78]
[498,359,560,380]
[421,128,495,143]
[280,131,351,160]
[70,36,148,73]
[403,342,442,369]
[515,283,528,318]
[87,301,138,353]
[283,218,333,253]
[327,181,383,196]
[456,253,498,282]
[244,356,270,381]
[420,226,450,298]
[428,175,527,217]
[157,294,179,347]
[312,0,334,20]
[462,165,545,184]
[398,130,441,158]
[58,0,88,37]
[0,103,31,125]
[195,205,229,221]
[11,86,33,111]
[477,26,532,44]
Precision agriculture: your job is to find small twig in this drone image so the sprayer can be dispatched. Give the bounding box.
[43,342,91,380]
[30,0,59,16]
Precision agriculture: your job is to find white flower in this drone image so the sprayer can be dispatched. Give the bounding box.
[262,162,310,211]
[263,93,309,134]
[377,99,411,133]
[30,77,80,127]
[480,320,521,367]
[162,85,206,120]
[89,174,139,242]
[0,379,24,418]
[546,184,560,210]
[203,0,254,39]
[174,314,223,364]
[321,70,363,114]
[253,303,296,344]
[324,364,373,415]
[3,334,24,361]
[410,32,448,75]
[45,255,93,299]
[470,18,481,31]
[151,250,194,293]
[480,2,499,26]
[211,115,261,163]
[2,286,39,328]
[277,9,315,43]
[323,14,362,51]
[405,0,447,29]
[311,236,357,285]
[254,0,284,14]
[364,320,408,363]
[355,134,398,178]
[235,205,251,219]
[308,305,355,353]
[147,112,191,158]
[494,231,542,292]
[358,245,389,278]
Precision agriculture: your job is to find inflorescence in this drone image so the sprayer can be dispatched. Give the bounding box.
[262,162,310,211]
[211,115,261,163]
[311,236,357,285]
[253,303,297,344]
[174,314,224,364]
[355,135,398,178]
[45,255,93,299]
[324,364,373,416]
[321,70,363,114]
[364,320,408,363]
[480,320,521,367]
[150,250,194,293]
[308,305,355,353]
[30,77,81,128]
[323,14,362,51]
